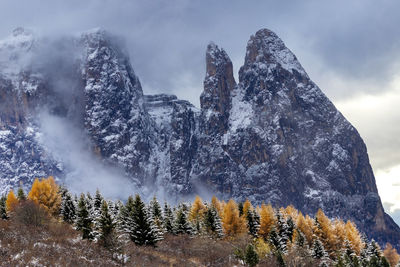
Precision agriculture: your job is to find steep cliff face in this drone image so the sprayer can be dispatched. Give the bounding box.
[0,28,62,192]
[0,27,398,247]
[80,29,154,179]
[144,94,198,194]
[195,29,400,246]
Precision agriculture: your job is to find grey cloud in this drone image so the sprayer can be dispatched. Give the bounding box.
[2,0,399,104]
[384,202,400,226]
[1,0,400,207]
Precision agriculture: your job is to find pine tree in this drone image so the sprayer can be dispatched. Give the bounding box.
[244,244,259,267]
[312,238,327,259]
[247,209,260,238]
[148,196,165,238]
[275,250,285,267]
[85,192,94,214]
[60,191,76,224]
[93,189,103,210]
[86,192,101,239]
[163,202,175,234]
[148,196,164,241]
[0,196,8,220]
[129,194,159,246]
[99,200,116,248]
[364,239,391,266]
[269,228,280,250]
[17,186,26,201]
[203,206,224,238]
[367,239,382,259]
[119,196,135,235]
[175,203,194,235]
[238,202,244,217]
[76,194,93,240]
[286,217,294,242]
[149,196,163,220]
[111,200,123,220]
[341,239,360,266]
[343,239,356,258]
[276,210,289,253]
[295,229,306,247]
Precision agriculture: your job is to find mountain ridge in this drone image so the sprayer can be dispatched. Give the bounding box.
[0,27,398,248]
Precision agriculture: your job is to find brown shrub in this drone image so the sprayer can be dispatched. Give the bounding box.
[13,200,49,227]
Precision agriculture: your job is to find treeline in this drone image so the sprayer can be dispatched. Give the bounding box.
[1,177,399,267]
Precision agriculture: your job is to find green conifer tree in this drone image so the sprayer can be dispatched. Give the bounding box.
[94,189,103,211]
[312,238,327,259]
[148,196,164,239]
[0,196,8,220]
[163,202,175,234]
[99,200,116,248]
[17,187,26,201]
[204,206,224,238]
[61,191,76,224]
[129,194,159,246]
[244,244,259,267]
[76,194,93,240]
[238,202,244,217]
[175,203,194,235]
[247,209,260,238]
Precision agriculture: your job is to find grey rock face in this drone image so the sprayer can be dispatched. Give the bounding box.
[0,27,398,247]
[195,29,400,247]
[80,29,154,179]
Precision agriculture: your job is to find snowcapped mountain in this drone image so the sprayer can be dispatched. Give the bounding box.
[0,27,398,247]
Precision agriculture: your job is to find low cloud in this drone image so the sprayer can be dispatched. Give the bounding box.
[36,111,138,200]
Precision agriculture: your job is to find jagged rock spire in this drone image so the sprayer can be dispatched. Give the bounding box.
[200,42,235,135]
[241,29,305,76]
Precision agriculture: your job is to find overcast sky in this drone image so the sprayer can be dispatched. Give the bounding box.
[1,0,400,224]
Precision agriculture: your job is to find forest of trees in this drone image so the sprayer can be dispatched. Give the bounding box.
[0,176,399,267]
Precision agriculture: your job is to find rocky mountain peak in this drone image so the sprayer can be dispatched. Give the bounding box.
[241,28,305,79]
[200,42,235,136]
[0,27,399,248]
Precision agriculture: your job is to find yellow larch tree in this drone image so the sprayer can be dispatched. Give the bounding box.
[383,243,400,267]
[258,203,275,240]
[296,212,314,246]
[211,196,224,218]
[242,199,253,218]
[6,190,18,212]
[332,219,346,252]
[314,209,336,254]
[28,176,61,216]
[220,200,227,219]
[221,199,246,237]
[189,195,206,222]
[344,220,363,255]
[284,205,299,221]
